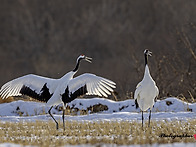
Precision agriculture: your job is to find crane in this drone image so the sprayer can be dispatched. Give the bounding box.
[134,49,159,128]
[0,55,116,130]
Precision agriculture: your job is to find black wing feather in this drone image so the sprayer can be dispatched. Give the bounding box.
[62,85,87,103]
[135,99,139,109]
[20,83,53,102]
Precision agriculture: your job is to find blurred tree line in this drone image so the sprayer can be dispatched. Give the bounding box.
[0,0,195,101]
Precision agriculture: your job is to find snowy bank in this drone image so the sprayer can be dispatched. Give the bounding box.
[0,97,195,117]
[0,97,195,122]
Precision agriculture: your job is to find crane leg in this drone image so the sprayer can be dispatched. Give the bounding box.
[62,108,65,130]
[148,110,151,127]
[142,111,144,129]
[48,106,59,130]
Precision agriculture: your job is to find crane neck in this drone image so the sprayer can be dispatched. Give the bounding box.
[144,53,148,66]
[72,58,82,72]
[144,65,150,77]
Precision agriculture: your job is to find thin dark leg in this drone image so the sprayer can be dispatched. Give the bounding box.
[148,110,151,127]
[142,111,144,129]
[48,106,59,130]
[62,108,65,130]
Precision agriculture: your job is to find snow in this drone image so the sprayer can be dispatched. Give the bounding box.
[0,97,195,122]
[0,111,195,123]
[0,143,34,147]
[0,97,195,147]
[0,97,195,127]
[0,97,195,117]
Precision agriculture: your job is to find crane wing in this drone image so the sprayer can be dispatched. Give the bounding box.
[61,73,116,103]
[134,82,143,109]
[134,82,142,100]
[0,74,58,102]
[155,85,159,98]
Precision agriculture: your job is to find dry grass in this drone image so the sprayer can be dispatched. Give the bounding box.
[0,120,195,146]
[0,97,15,104]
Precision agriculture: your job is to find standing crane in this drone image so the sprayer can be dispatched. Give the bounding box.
[0,55,116,130]
[134,49,159,128]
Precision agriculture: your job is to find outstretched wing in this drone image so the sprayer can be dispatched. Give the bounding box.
[61,73,116,103]
[0,74,58,102]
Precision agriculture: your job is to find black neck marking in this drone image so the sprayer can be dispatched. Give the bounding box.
[73,58,83,72]
[144,53,148,66]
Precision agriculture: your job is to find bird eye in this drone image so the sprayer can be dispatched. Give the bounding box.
[80,54,85,58]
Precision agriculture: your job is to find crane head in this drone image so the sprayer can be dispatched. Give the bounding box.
[144,49,152,56]
[77,54,92,63]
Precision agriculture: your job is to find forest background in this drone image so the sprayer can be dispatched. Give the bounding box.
[0,0,195,101]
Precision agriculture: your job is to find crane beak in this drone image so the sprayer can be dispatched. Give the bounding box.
[85,56,92,63]
[147,51,152,56]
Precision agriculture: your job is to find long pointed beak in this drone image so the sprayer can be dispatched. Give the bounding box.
[148,51,152,56]
[85,56,92,63]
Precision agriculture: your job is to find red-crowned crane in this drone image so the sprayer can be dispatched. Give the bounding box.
[134,49,159,128]
[0,55,116,130]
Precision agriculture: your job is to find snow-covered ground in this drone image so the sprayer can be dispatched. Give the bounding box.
[0,97,195,122]
[0,97,195,147]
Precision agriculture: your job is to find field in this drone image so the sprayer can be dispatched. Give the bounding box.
[0,97,195,146]
[0,120,195,146]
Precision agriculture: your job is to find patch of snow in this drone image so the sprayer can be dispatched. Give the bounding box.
[154,98,195,112]
[0,97,195,117]
[0,97,195,123]
[0,143,35,147]
[62,97,196,113]
[0,111,195,123]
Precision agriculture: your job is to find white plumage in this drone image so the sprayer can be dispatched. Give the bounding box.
[0,74,57,99]
[68,73,115,97]
[134,49,159,128]
[0,55,116,129]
